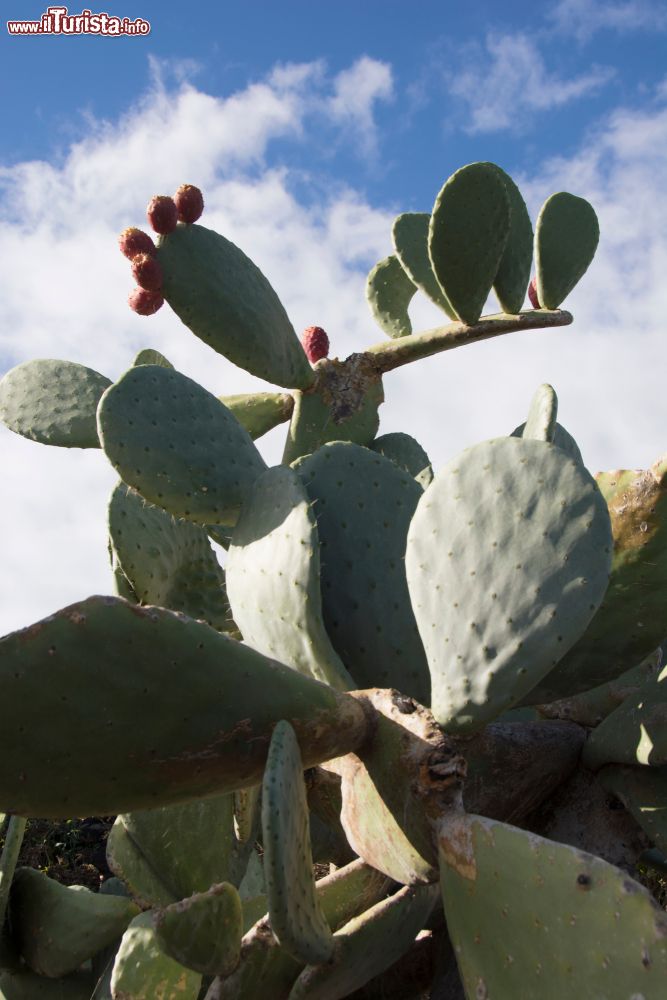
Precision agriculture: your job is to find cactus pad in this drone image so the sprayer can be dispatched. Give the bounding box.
[370,431,433,486]
[97,364,267,525]
[154,882,243,977]
[406,437,613,732]
[217,391,294,440]
[297,442,429,702]
[0,596,368,816]
[535,192,599,309]
[157,223,314,390]
[226,466,352,690]
[111,911,201,1000]
[132,349,174,369]
[0,359,111,448]
[428,162,510,325]
[262,720,334,964]
[438,812,667,999]
[489,164,534,314]
[108,482,234,634]
[391,213,456,317]
[599,764,667,854]
[366,255,416,338]
[583,665,667,770]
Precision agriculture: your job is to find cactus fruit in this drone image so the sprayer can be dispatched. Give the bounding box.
[131,251,163,291]
[3,163,666,998]
[128,286,164,315]
[528,275,540,307]
[118,226,156,260]
[146,194,179,235]
[173,183,204,224]
[300,325,329,364]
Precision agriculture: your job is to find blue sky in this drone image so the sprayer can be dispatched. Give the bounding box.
[1,0,667,632]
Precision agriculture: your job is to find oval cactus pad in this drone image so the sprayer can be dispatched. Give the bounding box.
[365,255,416,338]
[406,437,612,732]
[297,442,430,703]
[536,192,600,309]
[489,164,534,315]
[0,359,111,448]
[157,224,314,390]
[98,364,266,525]
[392,213,455,318]
[429,162,510,325]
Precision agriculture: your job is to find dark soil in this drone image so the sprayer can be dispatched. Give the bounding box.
[0,817,115,891]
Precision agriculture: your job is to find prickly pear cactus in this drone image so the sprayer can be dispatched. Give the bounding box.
[0,167,664,1000]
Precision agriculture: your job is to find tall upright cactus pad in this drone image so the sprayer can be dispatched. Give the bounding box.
[97,364,267,525]
[535,192,600,309]
[391,213,456,318]
[226,466,353,690]
[296,442,430,703]
[525,454,667,703]
[514,383,558,443]
[0,597,369,816]
[489,164,534,314]
[157,224,315,390]
[406,437,613,732]
[428,162,510,325]
[365,255,416,338]
[262,721,334,964]
[437,812,667,999]
[108,482,235,634]
[0,359,111,448]
[9,867,138,978]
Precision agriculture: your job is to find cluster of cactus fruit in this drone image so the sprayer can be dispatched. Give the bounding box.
[1,159,667,999]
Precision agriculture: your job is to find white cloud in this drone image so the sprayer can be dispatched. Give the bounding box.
[444,33,613,133]
[327,56,394,157]
[549,0,667,40]
[0,61,666,640]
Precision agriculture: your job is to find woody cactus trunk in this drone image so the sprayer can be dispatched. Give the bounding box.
[0,162,666,999]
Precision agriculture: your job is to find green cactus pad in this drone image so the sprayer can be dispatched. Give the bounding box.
[262,721,334,964]
[234,785,262,848]
[406,437,613,732]
[296,442,429,702]
[365,255,416,338]
[524,456,667,703]
[106,818,178,909]
[226,466,352,690]
[583,665,667,771]
[0,970,93,999]
[157,223,314,390]
[111,911,201,1000]
[10,867,138,978]
[428,162,510,325]
[0,597,369,817]
[0,359,111,448]
[391,213,456,318]
[288,883,438,999]
[370,431,433,486]
[132,349,174,369]
[97,364,267,525]
[489,165,534,314]
[517,384,558,442]
[437,811,667,999]
[535,192,600,309]
[600,765,667,854]
[108,482,235,634]
[512,419,584,465]
[120,792,251,904]
[154,882,243,977]
[217,392,294,441]
[282,365,384,465]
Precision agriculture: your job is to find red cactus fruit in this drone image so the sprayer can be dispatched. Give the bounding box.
[146,195,178,235]
[528,277,540,309]
[132,252,163,292]
[118,227,156,260]
[301,326,330,364]
[128,287,164,316]
[174,184,204,224]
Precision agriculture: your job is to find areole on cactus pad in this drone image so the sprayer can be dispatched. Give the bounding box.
[0,162,665,1000]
